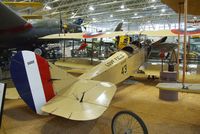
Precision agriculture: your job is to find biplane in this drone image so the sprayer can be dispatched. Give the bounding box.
[10,30,177,121]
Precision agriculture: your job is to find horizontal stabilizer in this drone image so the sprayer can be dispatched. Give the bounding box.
[42,79,116,121]
[5,87,20,99]
[0,2,31,33]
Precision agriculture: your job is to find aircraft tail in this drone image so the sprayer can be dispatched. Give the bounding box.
[10,51,78,114]
[114,22,123,31]
[0,2,32,33]
[151,36,167,46]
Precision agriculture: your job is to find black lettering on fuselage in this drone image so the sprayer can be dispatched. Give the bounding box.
[27,60,34,65]
[105,53,125,67]
[105,60,115,67]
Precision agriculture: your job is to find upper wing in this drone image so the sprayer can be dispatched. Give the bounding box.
[40,31,139,39]
[22,15,43,20]
[42,79,116,121]
[3,2,43,8]
[141,30,177,36]
[40,33,84,39]
[40,29,200,40]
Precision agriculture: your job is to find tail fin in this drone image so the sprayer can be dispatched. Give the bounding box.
[10,51,77,114]
[114,22,123,31]
[0,2,31,33]
[151,36,167,46]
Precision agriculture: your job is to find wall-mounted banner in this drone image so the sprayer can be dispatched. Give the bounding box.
[0,83,6,128]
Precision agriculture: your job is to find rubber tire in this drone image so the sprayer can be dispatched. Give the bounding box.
[111,110,148,134]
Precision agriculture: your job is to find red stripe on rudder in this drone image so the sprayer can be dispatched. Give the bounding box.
[35,55,55,101]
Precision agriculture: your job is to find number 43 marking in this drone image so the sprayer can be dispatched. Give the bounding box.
[121,65,127,74]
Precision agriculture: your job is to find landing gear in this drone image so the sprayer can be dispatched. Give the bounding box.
[33,47,47,57]
[147,75,157,80]
[34,48,43,56]
[33,45,61,59]
[111,110,148,134]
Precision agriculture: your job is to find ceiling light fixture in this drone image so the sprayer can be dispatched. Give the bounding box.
[44,5,51,10]
[110,14,113,17]
[134,13,138,16]
[131,16,143,19]
[161,9,166,12]
[89,6,94,11]
[120,5,124,9]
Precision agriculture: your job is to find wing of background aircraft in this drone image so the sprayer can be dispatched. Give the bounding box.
[40,28,200,41]
[22,15,43,20]
[10,51,116,120]
[40,31,138,40]
[3,2,43,8]
[0,2,31,34]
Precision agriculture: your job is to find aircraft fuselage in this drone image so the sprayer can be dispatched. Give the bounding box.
[0,19,82,49]
[79,47,145,84]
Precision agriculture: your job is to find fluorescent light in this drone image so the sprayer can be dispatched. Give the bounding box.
[70,15,81,19]
[44,5,51,10]
[51,11,59,15]
[110,14,113,17]
[194,16,197,19]
[159,13,169,16]
[152,62,158,65]
[89,6,94,11]
[120,5,124,9]
[116,8,130,12]
[131,16,143,19]
[134,13,138,16]
[161,9,166,12]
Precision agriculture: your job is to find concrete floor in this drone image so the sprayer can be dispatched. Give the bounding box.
[1,75,200,134]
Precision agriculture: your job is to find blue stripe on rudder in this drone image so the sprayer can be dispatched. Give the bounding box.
[10,52,36,112]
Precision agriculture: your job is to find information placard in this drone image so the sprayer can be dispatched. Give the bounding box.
[0,83,6,127]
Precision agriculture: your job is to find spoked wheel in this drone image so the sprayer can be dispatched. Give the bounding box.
[111,111,148,134]
[33,47,47,57]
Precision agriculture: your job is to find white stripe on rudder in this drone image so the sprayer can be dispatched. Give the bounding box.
[22,51,46,114]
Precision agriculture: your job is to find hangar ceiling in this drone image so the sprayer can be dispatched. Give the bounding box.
[4,0,199,30]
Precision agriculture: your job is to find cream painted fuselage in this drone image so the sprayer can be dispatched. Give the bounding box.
[79,47,145,84]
